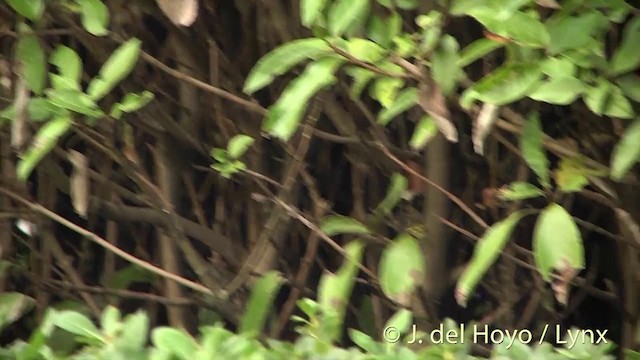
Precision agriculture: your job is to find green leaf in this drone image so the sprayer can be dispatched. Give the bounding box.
[497,182,545,201]
[0,98,55,122]
[384,308,413,335]
[46,89,103,118]
[52,310,103,342]
[320,215,370,236]
[100,306,121,338]
[327,0,369,37]
[17,115,71,181]
[6,0,44,21]
[409,115,438,150]
[470,9,549,48]
[370,75,404,108]
[243,38,331,94]
[109,91,154,119]
[349,329,380,353]
[345,67,376,98]
[611,120,640,181]
[87,38,142,101]
[50,45,83,90]
[76,0,110,36]
[118,311,149,350]
[152,327,198,360]
[540,57,577,78]
[431,35,460,96]
[527,77,584,105]
[533,203,585,282]
[376,0,418,10]
[455,211,526,307]
[457,38,504,68]
[609,16,640,76]
[263,57,342,141]
[520,113,550,188]
[555,157,593,193]
[239,271,283,336]
[462,63,542,106]
[546,11,609,55]
[345,38,386,63]
[616,74,640,103]
[16,33,47,95]
[301,0,328,28]
[583,80,634,119]
[367,13,401,47]
[379,233,426,303]
[0,292,35,332]
[373,173,407,218]
[377,87,418,126]
[227,134,255,159]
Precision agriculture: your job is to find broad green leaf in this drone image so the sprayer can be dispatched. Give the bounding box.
[52,310,103,342]
[379,233,426,303]
[327,0,369,37]
[0,292,35,332]
[46,89,103,118]
[527,77,584,105]
[320,215,370,236]
[546,11,609,55]
[431,35,460,96]
[263,57,342,141]
[6,0,44,21]
[16,33,47,95]
[243,38,331,94]
[300,0,328,27]
[0,98,55,122]
[345,66,375,98]
[367,13,401,47]
[50,45,82,89]
[609,16,640,76]
[17,115,71,181]
[583,80,634,119]
[346,38,386,63]
[239,271,283,336]
[462,63,542,106]
[616,74,640,102]
[469,10,549,48]
[109,91,154,119]
[374,173,407,218]
[87,38,142,101]
[555,157,593,193]
[377,87,418,126]
[455,210,526,307]
[540,57,577,78]
[118,311,149,350]
[497,182,545,201]
[520,113,550,188]
[370,75,404,108]
[611,120,640,181]
[457,38,503,68]
[409,115,438,150]
[76,0,110,36]
[227,134,254,159]
[152,327,198,359]
[533,203,585,282]
[376,0,418,10]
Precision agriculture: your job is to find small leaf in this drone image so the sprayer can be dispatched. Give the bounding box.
[52,310,103,342]
[379,233,426,305]
[520,113,550,188]
[327,0,370,37]
[109,91,155,119]
[17,115,72,181]
[243,38,331,94]
[345,67,375,98]
[100,306,121,338]
[374,173,407,218]
[6,0,44,21]
[462,63,542,106]
[46,89,103,118]
[15,33,47,95]
[320,215,370,236]
[300,0,328,27]
[384,308,413,335]
[611,120,640,181]
[555,157,591,193]
[377,87,418,126]
[609,16,640,76]
[227,134,255,159]
[76,0,110,36]
[431,35,460,96]
[87,38,142,101]
[455,211,526,307]
[456,38,504,68]
[50,45,83,90]
[0,292,35,332]
[152,327,198,359]
[345,38,386,63]
[497,182,545,201]
[239,271,283,336]
[409,115,438,150]
[370,76,404,108]
[533,203,585,282]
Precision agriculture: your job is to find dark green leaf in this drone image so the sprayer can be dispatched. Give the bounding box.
[520,113,550,188]
[609,16,640,76]
[611,120,640,181]
[327,0,369,37]
[76,0,110,36]
[320,215,370,236]
[616,74,640,102]
[0,292,35,332]
[87,38,142,101]
[239,271,283,336]
[16,33,47,95]
[377,87,418,126]
[243,38,331,94]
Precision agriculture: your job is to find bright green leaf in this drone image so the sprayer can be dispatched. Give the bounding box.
[409,115,438,150]
[583,80,634,119]
[376,0,418,10]
[100,306,121,338]
[533,203,585,282]
[46,89,103,118]
[431,35,460,96]
[327,0,369,37]
[370,75,404,108]
[374,173,407,218]
[52,310,103,342]
[87,38,142,101]
[546,11,609,55]
[320,215,370,236]
[528,77,584,105]
[118,311,149,350]
[611,120,640,181]
[50,45,83,89]
[609,16,640,76]
[379,233,426,303]
[6,0,44,21]
[300,0,328,28]
[497,182,545,201]
[378,87,418,126]
[462,63,542,106]
[384,308,413,335]
[17,115,72,181]
[0,292,35,332]
[152,327,198,360]
[239,271,283,336]
[16,33,47,95]
[540,57,577,79]
[243,39,331,94]
[346,38,386,63]
[227,134,255,159]
[345,67,376,98]
[455,211,526,307]
[457,38,504,68]
[76,0,110,36]
[520,113,550,188]
[109,91,154,119]
[555,157,591,193]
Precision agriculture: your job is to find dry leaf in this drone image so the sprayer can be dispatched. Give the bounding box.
[68,150,90,218]
[472,103,500,155]
[418,80,458,142]
[552,258,579,306]
[156,0,199,27]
